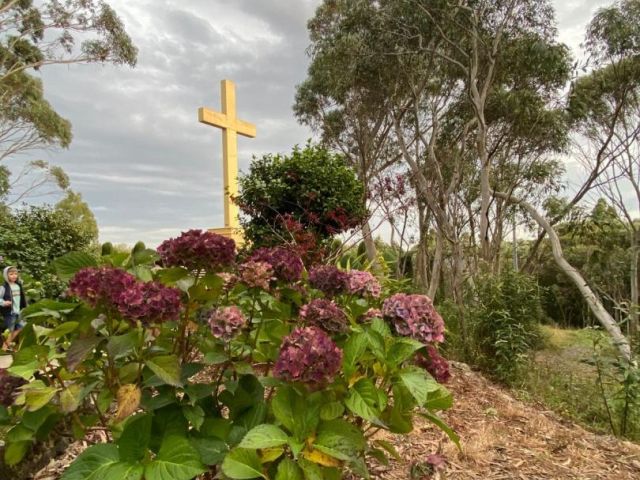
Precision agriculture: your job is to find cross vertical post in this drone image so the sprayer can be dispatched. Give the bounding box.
[198,79,256,244]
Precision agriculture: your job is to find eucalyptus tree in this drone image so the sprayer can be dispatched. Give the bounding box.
[0,0,137,203]
[295,0,403,267]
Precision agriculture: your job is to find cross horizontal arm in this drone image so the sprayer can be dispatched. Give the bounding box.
[198,107,257,138]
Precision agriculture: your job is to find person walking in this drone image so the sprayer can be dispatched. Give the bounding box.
[1,266,27,350]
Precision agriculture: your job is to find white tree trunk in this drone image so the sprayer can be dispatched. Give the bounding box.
[494,191,634,363]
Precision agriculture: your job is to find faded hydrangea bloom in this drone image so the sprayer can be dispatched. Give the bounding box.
[68,267,137,307]
[300,298,348,334]
[117,281,182,325]
[239,260,274,290]
[209,306,246,340]
[415,346,451,383]
[274,326,343,387]
[218,272,239,292]
[157,229,235,271]
[249,247,303,282]
[359,308,383,323]
[382,293,445,344]
[308,265,349,297]
[346,270,381,297]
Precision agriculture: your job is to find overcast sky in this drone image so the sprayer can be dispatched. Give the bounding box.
[11,0,614,247]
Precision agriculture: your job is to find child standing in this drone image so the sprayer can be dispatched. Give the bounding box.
[1,266,27,350]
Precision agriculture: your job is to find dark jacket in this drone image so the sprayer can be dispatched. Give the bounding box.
[1,267,27,322]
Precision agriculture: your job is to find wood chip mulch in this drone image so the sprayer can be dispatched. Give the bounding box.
[364,362,640,479]
[34,362,640,480]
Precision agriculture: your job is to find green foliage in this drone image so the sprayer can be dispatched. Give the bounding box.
[467,269,544,384]
[0,236,456,479]
[0,205,96,297]
[55,191,99,244]
[534,200,630,328]
[521,326,640,441]
[237,144,367,250]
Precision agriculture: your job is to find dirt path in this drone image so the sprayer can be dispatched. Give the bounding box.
[369,362,640,479]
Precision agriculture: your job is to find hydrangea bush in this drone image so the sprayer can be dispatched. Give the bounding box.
[0,230,457,480]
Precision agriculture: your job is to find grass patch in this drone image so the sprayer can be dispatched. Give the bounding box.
[518,325,640,441]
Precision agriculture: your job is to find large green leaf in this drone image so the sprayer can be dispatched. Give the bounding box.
[271,387,321,441]
[191,437,228,465]
[23,381,59,412]
[145,355,182,387]
[387,338,424,367]
[118,414,152,463]
[344,379,385,425]
[61,444,143,480]
[4,441,31,466]
[398,367,439,405]
[144,435,206,480]
[20,299,79,318]
[53,251,98,281]
[342,332,367,378]
[239,424,288,449]
[60,383,84,413]
[275,458,303,480]
[419,411,461,450]
[67,335,102,372]
[8,345,48,379]
[425,385,454,411]
[48,321,79,339]
[314,419,365,461]
[107,331,139,360]
[221,448,266,479]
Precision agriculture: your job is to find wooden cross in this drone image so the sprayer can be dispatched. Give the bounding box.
[198,79,256,244]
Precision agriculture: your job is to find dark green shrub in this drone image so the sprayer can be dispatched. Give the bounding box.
[469,269,544,384]
[0,205,96,297]
[237,144,366,256]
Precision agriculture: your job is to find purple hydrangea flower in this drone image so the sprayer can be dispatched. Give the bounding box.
[382,293,445,344]
[308,265,349,297]
[157,229,235,271]
[249,247,303,282]
[300,298,348,334]
[117,281,182,325]
[274,326,343,387]
[346,270,381,298]
[416,346,451,383]
[68,267,137,307]
[239,260,274,290]
[208,306,246,340]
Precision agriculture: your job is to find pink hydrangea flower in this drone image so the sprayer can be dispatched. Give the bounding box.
[416,346,451,383]
[157,229,235,271]
[382,293,445,344]
[346,270,381,298]
[239,260,274,290]
[249,247,303,282]
[300,298,348,334]
[117,281,182,325]
[208,306,246,340]
[308,265,349,297]
[68,267,137,307]
[274,326,343,387]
